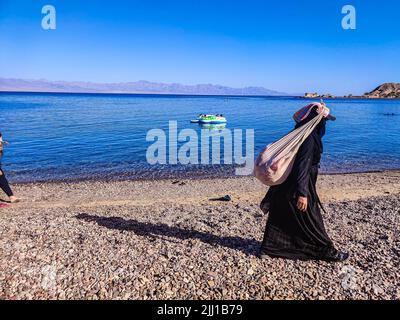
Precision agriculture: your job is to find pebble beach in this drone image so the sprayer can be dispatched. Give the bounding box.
[1,171,399,300]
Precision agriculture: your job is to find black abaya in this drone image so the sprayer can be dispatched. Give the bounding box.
[260,118,337,260]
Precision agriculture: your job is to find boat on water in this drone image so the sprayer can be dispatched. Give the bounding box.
[191,114,227,124]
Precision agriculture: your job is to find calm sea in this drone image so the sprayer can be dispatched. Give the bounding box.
[1,92,399,183]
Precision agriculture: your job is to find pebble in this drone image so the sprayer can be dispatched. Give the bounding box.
[247,268,254,275]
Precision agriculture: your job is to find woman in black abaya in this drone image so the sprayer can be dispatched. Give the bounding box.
[259,105,348,262]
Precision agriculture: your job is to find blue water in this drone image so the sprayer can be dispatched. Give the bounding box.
[1,92,400,183]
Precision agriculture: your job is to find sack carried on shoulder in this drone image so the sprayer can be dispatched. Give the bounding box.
[254,103,329,186]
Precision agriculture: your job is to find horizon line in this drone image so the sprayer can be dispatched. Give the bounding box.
[0,89,299,98]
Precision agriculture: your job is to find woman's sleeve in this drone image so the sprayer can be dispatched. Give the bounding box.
[292,135,314,197]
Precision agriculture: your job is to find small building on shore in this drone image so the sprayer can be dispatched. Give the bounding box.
[304,92,319,98]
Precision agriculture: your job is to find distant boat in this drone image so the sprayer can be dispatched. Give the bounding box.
[192,114,227,124]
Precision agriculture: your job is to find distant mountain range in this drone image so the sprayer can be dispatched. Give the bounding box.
[0,78,289,96]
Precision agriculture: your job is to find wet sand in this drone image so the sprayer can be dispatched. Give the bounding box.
[1,171,399,299]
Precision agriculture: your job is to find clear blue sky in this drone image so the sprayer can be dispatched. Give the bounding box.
[0,0,399,95]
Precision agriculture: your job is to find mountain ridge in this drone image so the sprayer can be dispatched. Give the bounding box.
[0,78,289,96]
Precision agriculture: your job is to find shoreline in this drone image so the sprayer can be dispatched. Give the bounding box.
[7,168,400,186]
[1,170,399,299]
[6,170,400,207]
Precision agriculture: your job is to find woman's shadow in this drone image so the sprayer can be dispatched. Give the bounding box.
[76,213,260,256]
